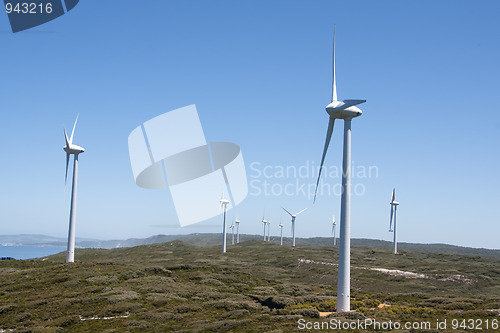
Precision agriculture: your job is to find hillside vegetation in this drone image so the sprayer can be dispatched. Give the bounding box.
[1,240,499,332]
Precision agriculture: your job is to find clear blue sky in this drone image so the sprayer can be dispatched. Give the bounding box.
[1,0,499,249]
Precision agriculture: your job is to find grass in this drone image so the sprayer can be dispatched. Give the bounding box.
[1,239,499,332]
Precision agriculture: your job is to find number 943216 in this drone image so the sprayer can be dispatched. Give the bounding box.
[5,2,53,14]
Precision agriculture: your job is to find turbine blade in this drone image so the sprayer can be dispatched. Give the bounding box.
[332,25,337,102]
[392,188,396,202]
[295,208,307,216]
[332,222,335,234]
[65,153,70,185]
[281,207,293,217]
[389,205,394,232]
[313,117,335,203]
[64,128,70,148]
[69,114,79,144]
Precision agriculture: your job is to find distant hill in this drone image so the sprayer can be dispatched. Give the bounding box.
[2,233,499,258]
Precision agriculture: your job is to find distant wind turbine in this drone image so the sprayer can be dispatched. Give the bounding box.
[261,215,267,241]
[235,218,241,244]
[281,207,307,247]
[389,188,400,254]
[220,192,230,253]
[332,215,337,246]
[313,26,366,313]
[230,222,235,245]
[279,219,284,246]
[63,115,85,263]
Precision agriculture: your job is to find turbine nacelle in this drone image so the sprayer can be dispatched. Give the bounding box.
[326,100,365,119]
[390,201,399,206]
[63,145,85,155]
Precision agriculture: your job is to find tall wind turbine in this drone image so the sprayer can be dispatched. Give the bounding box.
[279,219,284,246]
[332,215,337,246]
[63,115,85,263]
[235,218,241,244]
[282,207,307,247]
[230,222,235,245]
[389,188,400,254]
[220,193,230,253]
[313,27,366,313]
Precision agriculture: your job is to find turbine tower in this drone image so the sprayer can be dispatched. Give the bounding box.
[220,193,230,253]
[282,207,307,247]
[279,220,284,246]
[261,216,267,241]
[235,218,241,243]
[63,115,85,263]
[332,215,337,246]
[389,188,400,254]
[313,27,366,313]
[266,219,271,241]
[230,222,235,245]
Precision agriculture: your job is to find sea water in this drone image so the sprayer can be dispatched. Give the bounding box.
[0,246,66,260]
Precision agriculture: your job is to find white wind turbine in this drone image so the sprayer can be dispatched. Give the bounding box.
[279,219,284,246]
[332,215,337,246]
[281,207,307,247]
[313,27,366,313]
[63,115,85,263]
[230,222,235,245]
[220,193,230,253]
[235,218,241,244]
[389,188,400,254]
[261,215,267,241]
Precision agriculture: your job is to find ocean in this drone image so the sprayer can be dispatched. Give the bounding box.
[0,246,66,260]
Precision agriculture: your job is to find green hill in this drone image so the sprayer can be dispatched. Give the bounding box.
[1,240,499,332]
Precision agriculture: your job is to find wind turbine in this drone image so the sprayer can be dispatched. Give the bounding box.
[235,218,241,243]
[220,193,230,253]
[63,115,85,264]
[281,207,307,247]
[230,222,235,245]
[332,215,337,246]
[261,215,267,241]
[389,188,400,254]
[279,219,284,246]
[313,27,366,313]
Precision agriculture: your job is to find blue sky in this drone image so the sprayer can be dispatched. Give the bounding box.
[1,0,499,249]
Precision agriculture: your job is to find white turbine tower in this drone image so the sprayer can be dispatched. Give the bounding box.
[230,222,235,245]
[281,207,307,247]
[63,115,85,264]
[261,215,267,241]
[332,215,337,246]
[220,193,230,253]
[313,27,366,313]
[279,220,284,246]
[235,218,241,244]
[389,188,400,254]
